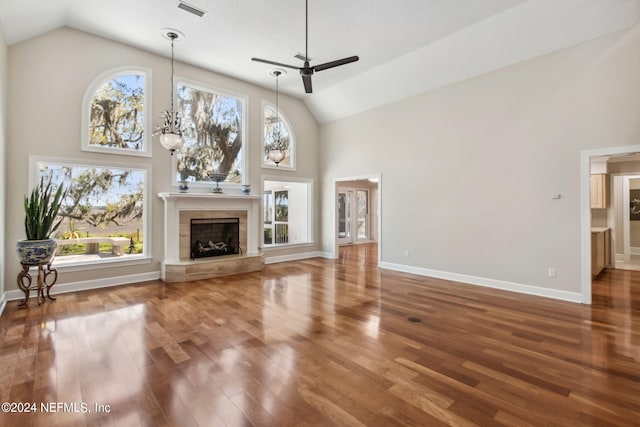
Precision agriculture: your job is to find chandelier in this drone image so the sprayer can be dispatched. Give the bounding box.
[157,31,184,155]
[268,70,286,166]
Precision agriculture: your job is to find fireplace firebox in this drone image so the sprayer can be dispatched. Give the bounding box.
[190,218,240,259]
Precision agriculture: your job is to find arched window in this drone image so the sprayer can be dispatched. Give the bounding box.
[263,101,295,169]
[82,67,151,156]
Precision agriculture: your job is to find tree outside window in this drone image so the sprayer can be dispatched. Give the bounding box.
[82,68,151,156]
[176,82,245,184]
[35,160,147,261]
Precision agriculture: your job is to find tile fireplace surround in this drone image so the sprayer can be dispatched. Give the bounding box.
[158,192,264,282]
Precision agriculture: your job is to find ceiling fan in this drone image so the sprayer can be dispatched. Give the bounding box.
[251,0,359,94]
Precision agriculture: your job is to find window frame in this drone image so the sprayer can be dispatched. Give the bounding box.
[262,100,296,171]
[81,66,153,157]
[261,175,314,249]
[172,78,249,190]
[29,155,152,270]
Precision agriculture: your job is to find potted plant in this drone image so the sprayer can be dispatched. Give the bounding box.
[16,176,66,265]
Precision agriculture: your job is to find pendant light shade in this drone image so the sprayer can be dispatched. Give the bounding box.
[158,31,184,155]
[268,70,286,166]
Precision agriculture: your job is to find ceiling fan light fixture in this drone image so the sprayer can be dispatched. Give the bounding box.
[251,0,358,94]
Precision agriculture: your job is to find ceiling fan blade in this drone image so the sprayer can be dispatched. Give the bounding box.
[302,74,313,93]
[313,56,359,72]
[251,57,300,70]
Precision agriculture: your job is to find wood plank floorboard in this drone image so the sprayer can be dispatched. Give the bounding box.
[0,243,639,426]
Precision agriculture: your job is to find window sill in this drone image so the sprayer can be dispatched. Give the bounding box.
[261,242,314,251]
[51,255,153,273]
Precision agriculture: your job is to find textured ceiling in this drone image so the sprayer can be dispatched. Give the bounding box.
[1,0,639,122]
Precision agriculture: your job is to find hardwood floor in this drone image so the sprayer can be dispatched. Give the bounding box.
[1,243,639,426]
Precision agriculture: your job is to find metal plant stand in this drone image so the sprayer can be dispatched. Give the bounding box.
[17,261,58,307]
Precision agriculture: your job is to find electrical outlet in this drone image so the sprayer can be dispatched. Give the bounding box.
[404,250,410,257]
[548,268,556,278]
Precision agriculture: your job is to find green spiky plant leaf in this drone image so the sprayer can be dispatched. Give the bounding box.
[23,176,66,240]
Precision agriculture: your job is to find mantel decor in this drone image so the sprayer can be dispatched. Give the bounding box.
[208,172,227,193]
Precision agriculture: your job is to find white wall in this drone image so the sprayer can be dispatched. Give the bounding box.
[4,27,319,292]
[286,182,308,244]
[320,23,640,299]
[0,23,7,309]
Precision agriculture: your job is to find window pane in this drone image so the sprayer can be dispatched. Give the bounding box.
[275,191,288,222]
[264,191,273,224]
[89,73,145,151]
[357,190,368,239]
[275,224,289,244]
[338,192,350,239]
[37,161,146,262]
[176,83,244,184]
[264,227,273,245]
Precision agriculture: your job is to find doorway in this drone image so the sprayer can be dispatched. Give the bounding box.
[611,174,640,271]
[338,189,371,245]
[582,145,640,304]
[334,175,381,264]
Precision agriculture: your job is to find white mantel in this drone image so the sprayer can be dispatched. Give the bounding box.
[158,192,262,281]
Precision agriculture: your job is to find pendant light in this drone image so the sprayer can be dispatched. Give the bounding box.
[268,70,286,166]
[158,31,184,155]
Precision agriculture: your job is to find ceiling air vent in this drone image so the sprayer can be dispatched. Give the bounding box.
[178,1,206,17]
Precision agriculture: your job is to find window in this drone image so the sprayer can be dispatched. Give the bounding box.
[31,157,149,266]
[263,178,312,247]
[263,101,295,169]
[175,80,246,187]
[82,67,151,156]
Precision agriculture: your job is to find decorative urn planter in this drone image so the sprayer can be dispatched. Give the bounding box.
[16,239,57,265]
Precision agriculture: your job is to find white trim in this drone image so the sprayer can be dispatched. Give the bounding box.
[81,66,153,157]
[0,293,7,318]
[631,247,640,255]
[262,242,315,251]
[261,99,296,171]
[4,271,160,302]
[52,255,152,272]
[173,77,249,188]
[29,156,152,264]
[261,175,315,247]
[264,251,324,264]
[380,262,583,303]
[581,144,640,305]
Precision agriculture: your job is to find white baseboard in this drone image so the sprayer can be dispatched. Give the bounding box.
[379,262,583,303]
[264,251,325,264]
[4,271,160,302]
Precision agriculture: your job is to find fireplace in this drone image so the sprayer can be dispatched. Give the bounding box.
[158,192,264,282]
[190,217,240,259]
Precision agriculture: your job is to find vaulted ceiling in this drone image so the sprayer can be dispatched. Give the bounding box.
[1,0,639,123]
